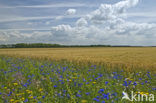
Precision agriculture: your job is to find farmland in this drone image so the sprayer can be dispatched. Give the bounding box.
[0,47,156,103]
[0,47,156,69]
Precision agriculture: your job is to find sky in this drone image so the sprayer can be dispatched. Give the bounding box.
[0,0,156,46]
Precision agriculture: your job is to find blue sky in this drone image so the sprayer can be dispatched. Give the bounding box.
[0,0,156,45]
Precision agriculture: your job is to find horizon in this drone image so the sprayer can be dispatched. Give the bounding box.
[0,43,156,47]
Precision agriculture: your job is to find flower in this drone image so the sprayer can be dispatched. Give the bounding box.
[13,83,18,86]
[86,92,90,95]
[81,100,87,103]
[42,96,45,99]
[21,97,25,101]
[93,98,100,102]
[98,89,104,93]
[133,82,137,86]
[39,88,43,92]
[76,94,81,97]
[29,96,33,99]
[123,81,128,86]
[92,82,96,84]
[53,85,57,88]
[101,101,105,103]
[4,87,7,89]
[105,81,108,85]
[24,98,28,102]
[10,99,14,102]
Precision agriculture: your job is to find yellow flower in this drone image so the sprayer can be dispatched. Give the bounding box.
[140,92,144,95]
[72,77,77,79]
[38,96,42,99]
[26,90,32,94]
[4,87,7,89]
[16,93,19,96]
[39,88,43,92]
[29,96,33,99]
[92,81,96,84]
[81,100,87,103]
[14,100,20,103]
[10,99,14,102]
[26,90,29,92]
[21,97,25,101]
[13,83,18,86]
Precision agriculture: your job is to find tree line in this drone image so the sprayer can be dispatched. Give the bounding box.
[0,43,112,48]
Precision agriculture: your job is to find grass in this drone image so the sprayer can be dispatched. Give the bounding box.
[0,47,156,103]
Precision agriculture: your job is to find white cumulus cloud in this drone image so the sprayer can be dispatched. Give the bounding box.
[50,0,156,45]
[66,9,76,15]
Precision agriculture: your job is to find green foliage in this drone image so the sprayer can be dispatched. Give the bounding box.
[0,43,111,48]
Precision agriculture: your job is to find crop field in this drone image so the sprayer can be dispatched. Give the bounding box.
[0,47,156,103]
[0,47,156,69]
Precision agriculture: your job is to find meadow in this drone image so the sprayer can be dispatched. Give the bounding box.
[0,47,156,103]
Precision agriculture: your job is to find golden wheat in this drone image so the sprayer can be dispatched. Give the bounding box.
[0,47,156,70]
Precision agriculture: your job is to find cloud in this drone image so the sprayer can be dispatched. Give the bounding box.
[0,3,88,8]
[55,16,64,20]
[50,0,156,45]
[85,0,139,24]
[76,18,88,27]
[0,14,83,23]
[0,0,156,46]
[66,9,76,15]
[0,16,56,23]
[54,9,77,21]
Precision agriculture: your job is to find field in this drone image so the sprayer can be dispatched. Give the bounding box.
[0,47,156,69]
[0,47,156,103]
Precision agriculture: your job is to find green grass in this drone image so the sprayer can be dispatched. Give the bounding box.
[0,56,155,103]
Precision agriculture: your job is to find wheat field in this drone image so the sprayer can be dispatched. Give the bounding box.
[0,47,156,70]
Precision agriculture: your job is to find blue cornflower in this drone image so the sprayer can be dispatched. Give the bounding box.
[128,81,132,85]
[83,78,86,82]
[33,96,37,99]
[42,96,45,99]
[78,83,83,87]
[86,92,90,95]
[123,81,128,86]
[101,101,105,103]
[152,88,156,90]
[86,82,89,84]
[105,81,108,85]
[98,89,104,93]
[93,98,100,102]
[74,82,77,86]
[23,83,28,87]
[8,91,12,96]
[67,94,70,99]
[76,94,81,97]
[24,98,28,102]
[133,82,137,86]
[54,85,57,88]
[103,93,109,100]
[139,78,142,80]
[96,96,100,99]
